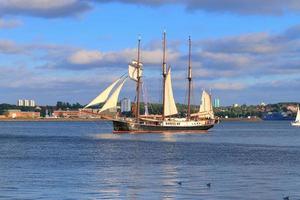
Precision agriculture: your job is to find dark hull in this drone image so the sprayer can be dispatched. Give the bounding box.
[113,120,214,133]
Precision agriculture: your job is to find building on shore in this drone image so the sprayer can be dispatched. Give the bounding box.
[17,99,36,107]
[52,109,103,119]
[121,98,131,113]
[213,98,220,108]
[5,109,40,119]
[30,100,35,107]
[17,99,23,106]
[24,100,29,107]
[53,110,80,118]
[233,103,239,108]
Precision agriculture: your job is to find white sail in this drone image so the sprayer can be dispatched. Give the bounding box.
[296,106,300,122]
[199,90,214,118]
[128,60,143,81]
[164,68,178,116]
[84,77,122,108]
[99,77,127,112]
[131,60,143,67]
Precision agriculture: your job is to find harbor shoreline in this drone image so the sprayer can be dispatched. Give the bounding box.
[0,118,107,122]
[220,117,262,122]
[0,117,263,122]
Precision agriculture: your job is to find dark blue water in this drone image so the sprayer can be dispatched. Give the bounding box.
[0,121,300,199]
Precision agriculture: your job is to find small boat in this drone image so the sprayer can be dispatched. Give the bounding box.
[291,106,300,126]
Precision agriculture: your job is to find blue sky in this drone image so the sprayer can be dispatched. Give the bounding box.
[1,0,300,106]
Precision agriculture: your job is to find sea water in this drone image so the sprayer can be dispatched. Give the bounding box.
[0,121,300,199]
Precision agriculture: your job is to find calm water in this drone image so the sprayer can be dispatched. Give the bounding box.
[1,121,300,199]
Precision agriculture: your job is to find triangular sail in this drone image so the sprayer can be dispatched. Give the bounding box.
[128,60,143,81]
[164,68,178,116]
[199,90,214,119]
[296,106,300,122]
[84,77,122,108]
[99,77,128,112]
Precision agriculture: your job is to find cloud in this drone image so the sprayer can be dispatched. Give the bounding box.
[193,24,300,80]
[51,47,180,70]
[210,82,246,90]
[0,64,124,104]
[0,39,25,54]
[182,0,300,15]
[0,39,77,58]
[3,23,300,104]
[68,50,103,64]
[220,78,300,104]
[3,23,300,79]
[199,33,278,54]
[2,23,300,80]
[0,0,91,18]
[1,0,300,18]
[93,0,300,15]
[0,18,22,29]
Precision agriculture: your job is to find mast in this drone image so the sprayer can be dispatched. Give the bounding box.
[187,36,192,121]
[135,36,141,122]
[162,31,167,120]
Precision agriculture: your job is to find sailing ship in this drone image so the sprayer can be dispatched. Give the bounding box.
[84,32,216,132]
[291,106,300,126]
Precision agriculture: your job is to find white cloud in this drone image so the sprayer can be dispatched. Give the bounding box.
[0,39,24,54]
[2,23,300,105]
[210,82,246,90]
[68,50,103,64]
[1,0,300,19]
[0,0,91,18]
[0,18,22,29]
[64,47,180,69]
[94,0,300,15]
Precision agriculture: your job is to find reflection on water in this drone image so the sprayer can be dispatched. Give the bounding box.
[161,164,179,199]
[161,133,177,142]
[92,130,210,143]
[92,133,122,140]
[0,121,300,199]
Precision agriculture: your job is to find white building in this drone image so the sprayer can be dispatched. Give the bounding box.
[17,99,24,106]
[17,99,36,107]
[213,98,220,108]
[24,100,30,107]
[121,98,131,112]
[29,100,35,107]
[233,103,239,108]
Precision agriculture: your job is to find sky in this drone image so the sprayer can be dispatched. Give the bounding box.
[1,0,300,106]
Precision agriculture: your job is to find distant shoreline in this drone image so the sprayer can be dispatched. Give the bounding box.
[0,118,108,122]
[0,117,263,122]
[220,117,262,122]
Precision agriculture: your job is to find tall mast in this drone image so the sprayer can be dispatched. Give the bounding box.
[136,36,141,122]
[162,31,167,120]
[187,36,192,121]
